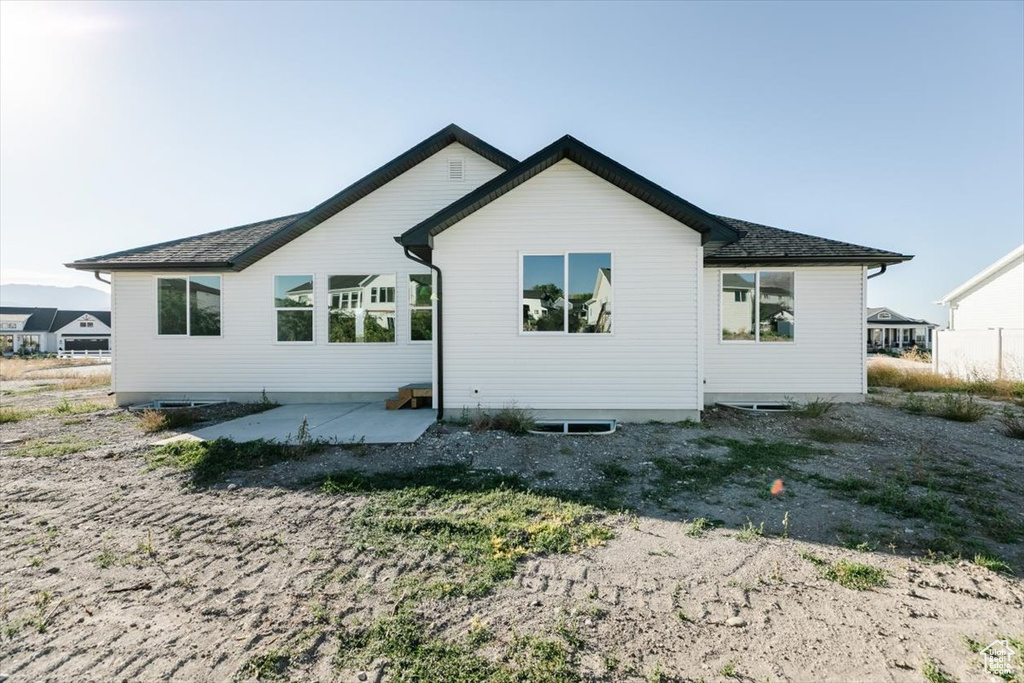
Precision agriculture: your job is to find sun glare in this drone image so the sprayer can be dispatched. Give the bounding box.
[0,2,123,117]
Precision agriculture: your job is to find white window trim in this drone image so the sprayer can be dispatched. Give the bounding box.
[155,275,223,338]
[325,272,398,345]
[273,275,315,345]
[718,270,796,344]
[519,251,615,337]
[408,272,434,344]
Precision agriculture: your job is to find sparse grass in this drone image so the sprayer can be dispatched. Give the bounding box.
[318,464,613,598]
[58,373,111,390]
[148,437,327,486]
[868,364,1024,401]
[465,404,536,435]
[4,437,99,458]
[237,649,291,680]
[808,463,1023,559]
[932,393,987,422]
[800,552,887,590]
[920,658,953,683]
[0,356,106,380]
[648,437,823,500]
[138,408,199,434]
[802,425,867,443]
[900,347,932,363]
[736,520,764,542]
[333,608,585,682]
[0,406,37,423]
[998,408,1024,439]
[719,659,739,678]
[791,397,836,418]
[973,554,1012,574]
[51,398,107,415]
[584,461,633,509]
[897,392,988,422]
[686,517,711,537]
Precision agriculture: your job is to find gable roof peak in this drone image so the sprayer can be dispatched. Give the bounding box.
[398,132,742,254]
[69,125,518,272]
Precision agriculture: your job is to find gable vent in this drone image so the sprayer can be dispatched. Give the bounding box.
[878,311,891,319]
[447,158,464,182]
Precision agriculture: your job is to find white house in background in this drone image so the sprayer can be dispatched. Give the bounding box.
[0,308,112,355]
[68,125,912,420]
[585,268,612,333]
[866,307,938,351]
[934,244,1024,379]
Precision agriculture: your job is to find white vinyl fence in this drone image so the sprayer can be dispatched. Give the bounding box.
[57,349,112,359]
[933,328,1024,380]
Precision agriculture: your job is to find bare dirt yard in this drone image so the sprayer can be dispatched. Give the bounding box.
[2,358,1023,682]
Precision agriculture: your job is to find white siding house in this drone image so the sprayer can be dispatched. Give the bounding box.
[0,308,111,355]
[433,159,703,420]
[704,267,867,402]
[935,244,1024,380]
[70,125,912,419]
[107,141,505,404]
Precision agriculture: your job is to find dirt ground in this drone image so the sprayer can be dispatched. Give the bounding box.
[2,364,1023,682]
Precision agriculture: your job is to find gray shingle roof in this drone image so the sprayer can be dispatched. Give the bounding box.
[0,307,110,332]
[50,310,112,330]
[66,127,911,272]
[20,308,57,332]
[68,214,303,270]
[706,217,910,266]
[866,307,937,326]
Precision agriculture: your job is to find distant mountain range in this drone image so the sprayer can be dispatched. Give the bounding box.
[0,284,110,310]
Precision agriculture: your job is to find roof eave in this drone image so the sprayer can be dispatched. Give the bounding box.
[704,254,913,267]
[936,244,1024,304]
[66,261,235,272]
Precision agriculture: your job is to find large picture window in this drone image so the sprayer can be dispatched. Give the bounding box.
[158,276,221,336]
[521,253,612,334]
[409,274,433,342]
[721,271,794,343]
[327,274,396,343]
[274,275,313,342]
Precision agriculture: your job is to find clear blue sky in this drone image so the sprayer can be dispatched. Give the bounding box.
[1,1,1021,323]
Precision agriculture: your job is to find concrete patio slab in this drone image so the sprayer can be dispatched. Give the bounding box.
[156,403,435,445]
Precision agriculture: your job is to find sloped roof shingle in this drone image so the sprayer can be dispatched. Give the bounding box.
[706,217,910,266]
[68,214,303,270]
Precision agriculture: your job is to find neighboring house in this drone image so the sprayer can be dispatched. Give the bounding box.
[0,307,112,355]
[585,268,612,333]
[68,125,911,420]
[866,307,938,351]
[934,244,1024,379]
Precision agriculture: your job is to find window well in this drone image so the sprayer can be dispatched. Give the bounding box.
[529,419,617,435]
[716,402,791,413]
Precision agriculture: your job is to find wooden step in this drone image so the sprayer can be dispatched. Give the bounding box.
[385,394,411,411]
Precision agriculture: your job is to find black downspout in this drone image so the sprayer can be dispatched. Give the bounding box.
[866,264,887,280]
[402,247,444,421]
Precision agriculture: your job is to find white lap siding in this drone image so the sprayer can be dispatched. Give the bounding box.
[433,159,703,417]
[703,266,867,400]
[110,143,503,403]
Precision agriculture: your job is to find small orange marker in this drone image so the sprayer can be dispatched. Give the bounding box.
[770,478,784,496]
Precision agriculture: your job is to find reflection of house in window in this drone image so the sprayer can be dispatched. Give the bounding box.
[522,289,556,323]
[584,268,612,333]
[327,274,396,343]
[721,273,756,339]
